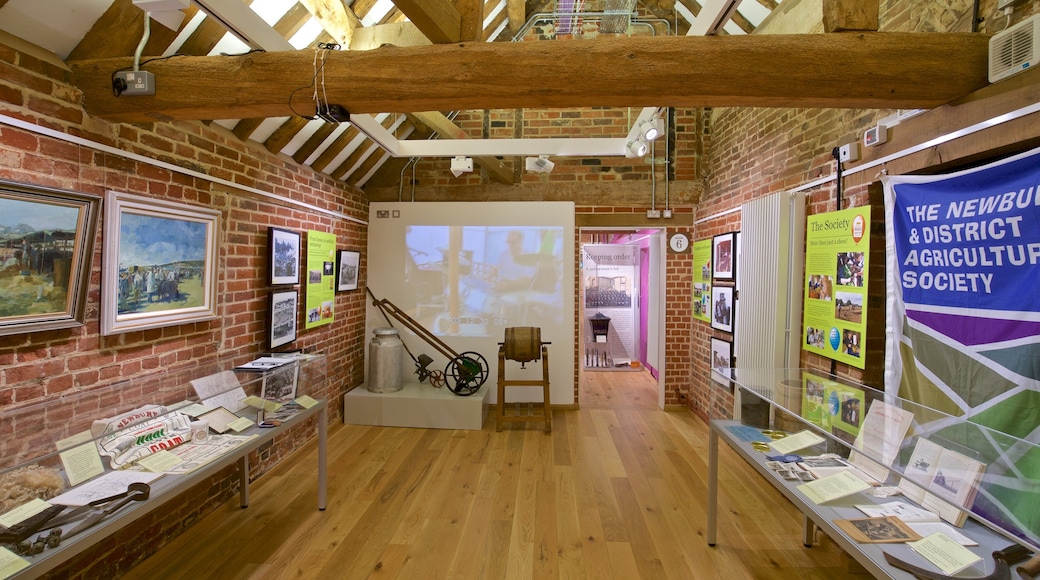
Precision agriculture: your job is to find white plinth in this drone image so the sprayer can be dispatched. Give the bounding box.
[343,381,490,430]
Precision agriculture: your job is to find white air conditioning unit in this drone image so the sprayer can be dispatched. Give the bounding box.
[989,14,1040,83]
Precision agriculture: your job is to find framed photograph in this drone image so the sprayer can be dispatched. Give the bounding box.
[0,181,100,337]
[268,227,301,286]
[710,284,735,333]
[710,337,734,385]
[262,363,300,402]
[336,249,360,291]
[269,289,298,349]
[102,191,221,335]
[712,231,737,281]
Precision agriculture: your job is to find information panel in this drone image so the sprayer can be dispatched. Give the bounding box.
[802,206,870,369]
[692,238,712,323]
[305,230,336,329]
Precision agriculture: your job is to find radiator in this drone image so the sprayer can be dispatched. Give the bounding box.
[734,192,805,371]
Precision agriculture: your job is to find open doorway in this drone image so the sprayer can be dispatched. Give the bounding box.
[578,229,666,409]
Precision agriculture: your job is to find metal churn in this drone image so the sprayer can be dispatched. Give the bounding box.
[368,327,404,393]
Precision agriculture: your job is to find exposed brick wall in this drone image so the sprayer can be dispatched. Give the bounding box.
[688,0,1040,419]
[0,40,366,576]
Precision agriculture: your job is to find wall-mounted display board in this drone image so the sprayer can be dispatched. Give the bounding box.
[801,206,870,369]
[304,230,336,330]
[692,238,712,323]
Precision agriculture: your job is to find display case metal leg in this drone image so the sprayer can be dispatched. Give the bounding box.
[803,515,815,547]
[708,427,718,546]
[318,404,328,511]
[239,455,250,508]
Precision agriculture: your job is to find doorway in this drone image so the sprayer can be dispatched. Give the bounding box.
[578,229,666,409]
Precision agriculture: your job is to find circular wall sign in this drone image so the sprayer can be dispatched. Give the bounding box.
[668,232,690,253]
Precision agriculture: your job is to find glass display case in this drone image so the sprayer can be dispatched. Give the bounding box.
[0,352,327,579]
[707,368,1039,579]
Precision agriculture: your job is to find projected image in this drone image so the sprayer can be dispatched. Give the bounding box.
[405,226,564,337]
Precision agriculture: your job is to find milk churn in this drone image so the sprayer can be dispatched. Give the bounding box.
[368,327,404,393]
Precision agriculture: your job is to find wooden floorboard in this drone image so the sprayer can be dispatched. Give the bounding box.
[122,370,865,579]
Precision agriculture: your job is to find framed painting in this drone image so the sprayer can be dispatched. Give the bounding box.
[336,249,359,292]
[710,284,735,334]
[101,191,221,335]
[710,336,734,386]
[0,180,100,337]
[268,227,300,286]
[269,289,298,349]
[712,231,737,281]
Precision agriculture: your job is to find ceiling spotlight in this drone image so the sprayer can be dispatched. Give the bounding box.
[627,141,648,158]
[450,155,473,177]
[525,155,555,173]
[640,119,662,141]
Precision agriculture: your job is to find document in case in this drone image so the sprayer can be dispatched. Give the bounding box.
[190,370,247,412]
[136,450,185,473]
[0,546,30,578]
[56,430,105,487]
[49,471,164,507]
[769,430,825,454]
[0,499,52,529]
[855,500,940,523]
[197,406,240,434]
[898,438,985,527]
[908,532,983,576]
[234,356,292,371]
[798,455,879,484]
[834,516,922,543]
[906,522,977,546]
[796,470,872,504]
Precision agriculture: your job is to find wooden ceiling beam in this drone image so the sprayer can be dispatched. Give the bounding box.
[392,0,462,43]
[265,115,311,154]
[454,0,484,42]
[298,0,361,47]
[823,0,880,32]
[292,123,337,164]
[68,33,991,123]
[351,22,432,50]
[67,0,189,61]
[505,0,525,34]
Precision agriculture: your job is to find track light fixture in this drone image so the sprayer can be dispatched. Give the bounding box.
[450,156,473,177]
[524,155,555,173]
[627,141,648,158]
[639,119,662,141]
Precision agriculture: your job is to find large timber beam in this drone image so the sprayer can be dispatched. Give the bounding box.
[392,0,462,43]
[68,33,991,123]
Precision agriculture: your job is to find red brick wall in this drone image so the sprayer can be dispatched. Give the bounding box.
[0,40,366,576]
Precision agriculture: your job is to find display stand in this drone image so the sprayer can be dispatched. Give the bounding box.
[707,368,1039,580]
[0,353,328,579]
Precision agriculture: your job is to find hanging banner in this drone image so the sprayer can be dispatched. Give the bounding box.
[692,238,712,323]
[801,206,870,369]
[304,230,336,329]
[883,145,1040,548]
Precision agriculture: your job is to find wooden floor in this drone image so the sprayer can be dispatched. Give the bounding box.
[124,371,866,579]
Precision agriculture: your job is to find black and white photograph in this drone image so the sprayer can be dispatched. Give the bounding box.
[712,231,737,281]
[337,249,360,291]
[268,227,300,286]
[262,363,299,402]
[711,285,735,333]
[269,290,298,349]
[710,337,733,385]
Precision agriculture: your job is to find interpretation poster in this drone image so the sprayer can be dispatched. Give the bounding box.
[802,206,870,369]
[305,230,336,329]
[692,238,712,323]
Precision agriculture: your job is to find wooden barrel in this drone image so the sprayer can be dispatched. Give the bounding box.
[503,327,541,363]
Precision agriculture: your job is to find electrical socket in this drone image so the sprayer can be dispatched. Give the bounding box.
[113,71,155,96]
[646,209,661,219]
[662,209,673,219]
